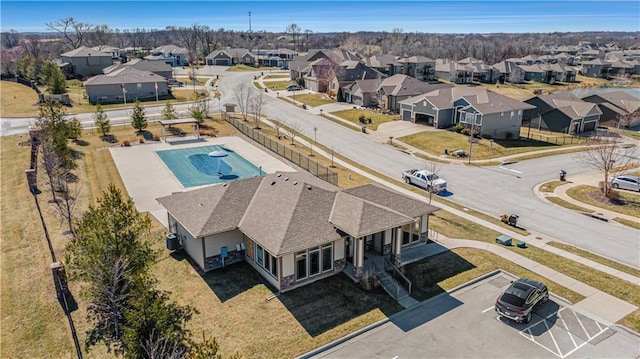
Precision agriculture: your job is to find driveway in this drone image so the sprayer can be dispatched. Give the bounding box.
[305,272,640,359]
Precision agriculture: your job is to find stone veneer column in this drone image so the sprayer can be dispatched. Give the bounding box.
[391,227,403,266]
[352,237,364,279]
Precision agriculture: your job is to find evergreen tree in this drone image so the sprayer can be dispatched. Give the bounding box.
[93,104,110,137]
[161,102,177,120]
[130,100,148,133]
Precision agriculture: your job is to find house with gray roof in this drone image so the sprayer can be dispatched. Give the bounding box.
[581,59,612,78]
[342,79,383,107]
[398,56,436,82]
[328,61,383,101]
[60,46,113,78]
[83,66,168,104]
[205,48,256,66]
[399,87,535,139]
[103,58,173,79]
[582,91,640,128]
[157,171,439,292]
[493,61,525,84]
[434,59,472,84]
[525,93,602,134]
[362,54,402,76]
[145,45,189,66]
[378,74,453,113]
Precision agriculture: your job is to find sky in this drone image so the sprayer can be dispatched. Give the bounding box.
[1,1,639,34]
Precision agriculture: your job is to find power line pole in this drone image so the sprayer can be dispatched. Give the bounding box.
[248,11,252,33]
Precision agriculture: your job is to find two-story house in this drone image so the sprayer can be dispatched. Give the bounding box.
[145,45,189,67]
[525,93,602,134]
[60,46,113,78]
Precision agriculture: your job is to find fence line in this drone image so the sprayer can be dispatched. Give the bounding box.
[225,116,339,186]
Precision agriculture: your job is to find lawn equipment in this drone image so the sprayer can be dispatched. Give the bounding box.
[500,214,519,227]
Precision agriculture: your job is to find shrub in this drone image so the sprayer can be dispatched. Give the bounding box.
[137,136,144,144]
[122,139,131,147]
[152,133,160,141]
[453,124,465,133]
[461,128,471,136]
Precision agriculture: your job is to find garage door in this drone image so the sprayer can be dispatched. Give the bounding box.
[215,59,230,66]
[583,121,597,132]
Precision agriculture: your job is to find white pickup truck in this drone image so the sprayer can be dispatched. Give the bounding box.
[402,169,447,193]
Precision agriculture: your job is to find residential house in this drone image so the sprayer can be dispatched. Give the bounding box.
[91,45,126,62]
[525,93,602,134]
[103,58,173,79]
[519,64,553,83]
[398,56,436,82]
[362,54,402,76]
[434,59,472,84]
[493,61,525,84]
[609,61,635,77]
[518,55,541,65]
[328,61,382,101]
[457,57,499,84]
[145,45,189,67]
[399,87,535,139]
[378,74,453,113]
[83,66,168,104]
[342,79,383,107]
[157,171,439,292]
[60,46,113,78]
[547,63,577,83]
[582,91,640,128]
[578,49,605,62]
[581,59,612,78]
[255,48,298,68]
[205,50,232,66]
[205,48,256,66]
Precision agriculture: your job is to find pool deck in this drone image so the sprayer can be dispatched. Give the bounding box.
[109,136,295,226]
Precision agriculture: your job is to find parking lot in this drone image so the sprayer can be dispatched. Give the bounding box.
[308,272,640,358]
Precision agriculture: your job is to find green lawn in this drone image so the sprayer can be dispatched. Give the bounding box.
[545,196,594,212]
[264,80,298,91]
[545,242,640,278]
[330,109,400,131]
[399,130,581,160]
[539,180,571,193]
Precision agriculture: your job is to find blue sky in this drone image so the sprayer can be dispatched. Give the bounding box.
[1,1,638,34]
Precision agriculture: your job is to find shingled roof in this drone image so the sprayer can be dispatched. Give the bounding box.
[158,172,440,256]
[401,87,534,114]
[61,46,111,58]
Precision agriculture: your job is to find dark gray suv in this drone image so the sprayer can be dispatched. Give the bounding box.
[495,278,549,323]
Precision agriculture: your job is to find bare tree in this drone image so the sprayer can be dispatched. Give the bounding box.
[22,34,44,62]
[249,92,264,129]
[422,161,442,204]
[286,122,303,146]
[285,23,301,51]
[232,83,252,121]
[617,109,640,129]
[273,120,283,139]
[176,25,200,64]
[46,17,93,50]
[52,169,81,236]
[86,24,114,47]
[578,135,637,196]
[143,330,188,359]
[1,29,20,49]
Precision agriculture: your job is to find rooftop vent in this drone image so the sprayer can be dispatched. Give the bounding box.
[293,181,298,185]
[277,173,282,177]
[284,177,289,181]
[199,203,203,206]
[306,185,312,190]
[270,181,276,186]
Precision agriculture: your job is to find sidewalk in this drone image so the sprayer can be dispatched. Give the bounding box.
[537,171,640,224]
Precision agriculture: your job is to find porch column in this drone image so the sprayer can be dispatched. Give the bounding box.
[352,237,364,280]
[420,215,428,241]
[391,227,402,266]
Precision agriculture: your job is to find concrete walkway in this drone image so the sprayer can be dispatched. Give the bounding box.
[537,171,640,224]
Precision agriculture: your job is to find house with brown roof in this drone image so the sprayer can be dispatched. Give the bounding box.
[525,93,602,134]
[157,172,439,292]
[378,74,453,113]
[60,46,113,78]
[582,91,640,128]
[399,87,535,139]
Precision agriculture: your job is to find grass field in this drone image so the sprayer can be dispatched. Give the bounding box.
[265,80,298,91]
[539,180,570,193]
[0,80,40,116]
[330,109,400,131]
[545,242,640,278]
[287,93,335,108]
[566,185,640,217]
[545,196,594,212]
[399,130,582,160]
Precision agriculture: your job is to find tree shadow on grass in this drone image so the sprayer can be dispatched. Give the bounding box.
[404,250,476,302]
[278,273,404,337]
[493,138,560,149]
[100,134,118,143]
[200,261,276,303]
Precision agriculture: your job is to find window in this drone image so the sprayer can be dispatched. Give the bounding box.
[309,248,320,276]
[296,251,307,280]
[271,256,278,277]
[264,251,271,272]
[137,83,142,90]
[322,244,333,272]
[256,244,264,266]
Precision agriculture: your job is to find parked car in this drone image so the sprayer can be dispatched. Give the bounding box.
[286,84,302,91]
[611,175,640,192]
[401,169,447,193]
[167,79,183,87]
[495,278,548,323]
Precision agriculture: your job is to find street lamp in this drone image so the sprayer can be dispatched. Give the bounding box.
[320,109,323,116]
[311,126,317,156]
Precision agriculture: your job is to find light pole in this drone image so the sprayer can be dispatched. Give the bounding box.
[312,126,317,156]
[320,109,323,117]
[468,113,480,164]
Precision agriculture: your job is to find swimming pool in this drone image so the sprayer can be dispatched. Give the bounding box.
[156,145,263,187]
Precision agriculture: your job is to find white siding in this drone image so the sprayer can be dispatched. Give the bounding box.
[174,220,203,270]
[384,229,393,245]
[282,253,295,277]
[204,229,244,257]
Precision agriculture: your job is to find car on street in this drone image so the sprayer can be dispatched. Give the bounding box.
[611,175,640,192]
[286,84,303,91]
[495,278,549,323]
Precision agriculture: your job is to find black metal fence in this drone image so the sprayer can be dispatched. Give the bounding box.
[226,116,339,186]
[524,132,583,145]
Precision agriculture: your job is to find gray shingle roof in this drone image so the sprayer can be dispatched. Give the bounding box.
[401,87,534,114]
[61,46,111,58]
[535,93,600,119]
[343,182,439,218]
[103,59,171,75]
[83,67,167,86]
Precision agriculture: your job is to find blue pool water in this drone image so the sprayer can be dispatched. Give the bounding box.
[156,145,263,187]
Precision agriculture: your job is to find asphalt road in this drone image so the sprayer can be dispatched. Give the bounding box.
[2,68,639,267]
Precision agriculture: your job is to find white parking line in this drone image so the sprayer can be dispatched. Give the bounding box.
[482,306,495,313]
[559,315,578,348]
[574,311,592,340]
[545,320,562,357]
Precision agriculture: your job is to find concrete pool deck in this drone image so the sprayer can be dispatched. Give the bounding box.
[110,136,295,226]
